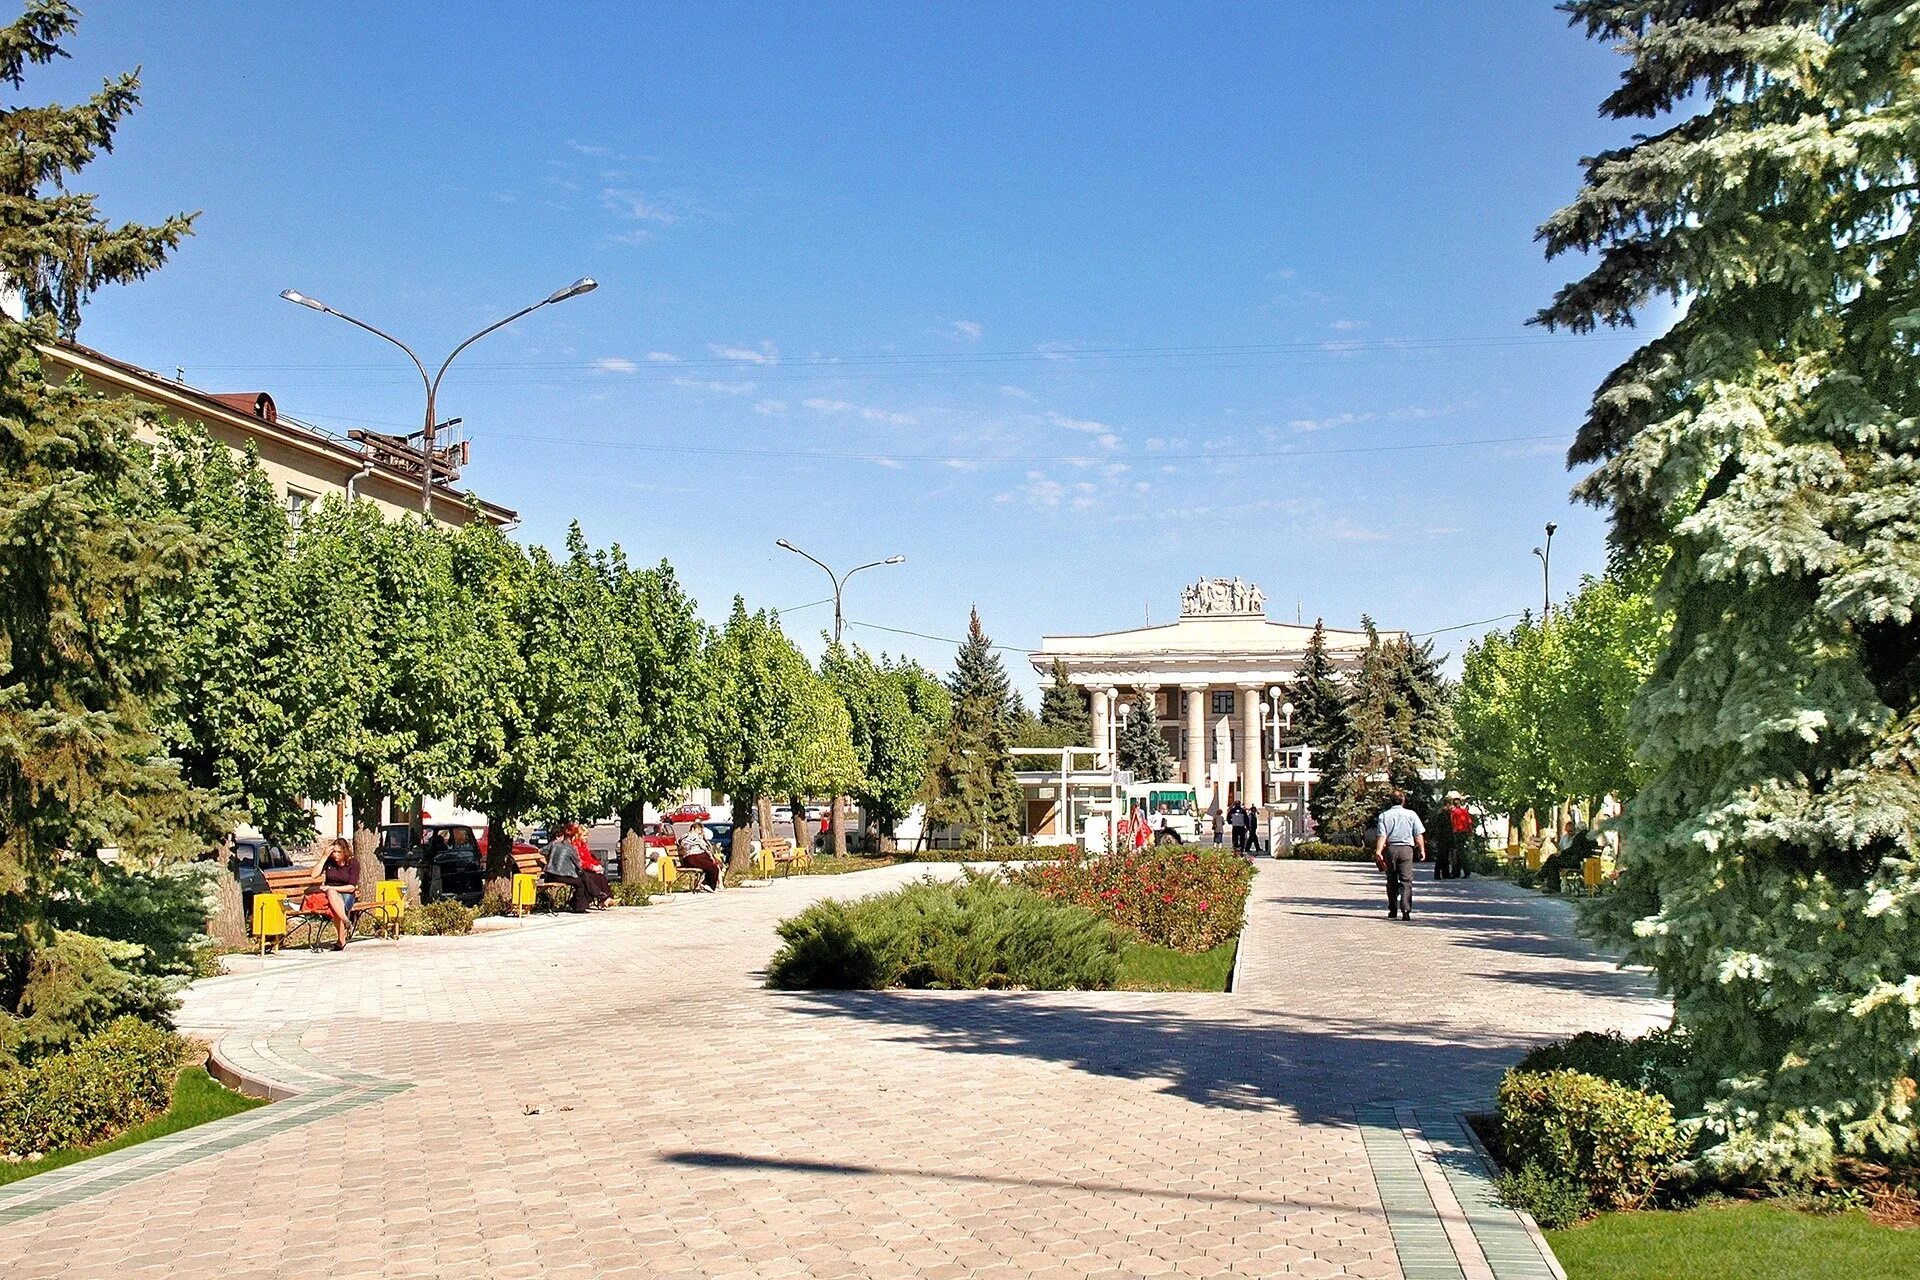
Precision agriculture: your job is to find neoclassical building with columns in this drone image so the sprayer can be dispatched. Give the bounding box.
[1031,578,1400,819]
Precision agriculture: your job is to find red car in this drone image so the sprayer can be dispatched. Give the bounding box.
[660,806,710,826]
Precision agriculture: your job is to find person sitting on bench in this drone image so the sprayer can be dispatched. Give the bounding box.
[675,822,724,892]
[317,837,359,951]
[542,829,592,913]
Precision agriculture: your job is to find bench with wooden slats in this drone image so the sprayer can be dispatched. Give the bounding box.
[257,865,389,947]
[765,837,811,875]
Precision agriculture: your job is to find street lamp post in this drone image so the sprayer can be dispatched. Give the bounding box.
[774,539,905,855]
[1531,520,1559,617]
[280,278,597,518]
[774,540,905,645]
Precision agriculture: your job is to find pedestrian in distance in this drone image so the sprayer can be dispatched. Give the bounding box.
[1227,798,1247,853]
[1210,802,1225,847]
[1439,793,1473,879]
[1372,789,1427,921]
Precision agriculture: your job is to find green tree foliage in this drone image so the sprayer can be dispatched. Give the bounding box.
[139,427,311,841]
[1032,658,1090,747]
[706,601,857,863]
[1285,620,1352,831]
[281,499,473,852]
[0,2,194,336]
[1326,620,1451,829]
[924,610,1023,847]
[823,645,941,847]
[1116,695,1173,783]
[1456,570,1670,820]
[1543,2,1920,1179]
[0,5,210,1054]
[601,551,709,838]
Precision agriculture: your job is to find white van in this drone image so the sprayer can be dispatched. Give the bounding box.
[1124,782,1200,845]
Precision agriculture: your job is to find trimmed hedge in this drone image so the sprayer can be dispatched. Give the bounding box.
[0,1017,188,1158]
[1498,1068,1682,1212]
[767,873,1122,990]
[1517,1028,1691,1104]
[1285,841,1378,862]
[403,899,477,936]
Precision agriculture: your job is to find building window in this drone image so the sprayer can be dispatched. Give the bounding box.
[1211,691,1236,716]
[286,487,316,531]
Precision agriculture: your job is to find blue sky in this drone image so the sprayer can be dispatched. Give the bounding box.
[55,3,1651,693]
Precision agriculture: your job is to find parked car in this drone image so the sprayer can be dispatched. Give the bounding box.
[661,805,711,826]
[224,837,296,918]
[378,823,484,900]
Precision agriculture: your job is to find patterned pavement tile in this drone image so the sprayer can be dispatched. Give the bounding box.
[0,860,1661,1278]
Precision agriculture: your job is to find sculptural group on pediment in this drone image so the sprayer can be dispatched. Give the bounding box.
[1180,577,1266,617]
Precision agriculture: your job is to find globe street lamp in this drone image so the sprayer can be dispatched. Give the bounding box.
[280,278,598,518]
[774,539,905,645]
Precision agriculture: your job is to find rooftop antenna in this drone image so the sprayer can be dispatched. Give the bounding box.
[1296,596,1303,624]
[1146,599,1151,626]
[175,367,185,382]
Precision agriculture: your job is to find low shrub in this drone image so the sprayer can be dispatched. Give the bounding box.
[0,1016,187,1158]
[1495,1161,1594,1229]
[474,886,513,918]
[1498,1069,1682,1212]
[610,878,653,906]
[1011,846,1252,951]
[404,899,477,937]
[767,872,1122,991]
[1517,1028,1692,1104]
[1286,841,1377,862]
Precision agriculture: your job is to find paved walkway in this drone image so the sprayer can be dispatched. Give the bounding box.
[0,860,1664,1279]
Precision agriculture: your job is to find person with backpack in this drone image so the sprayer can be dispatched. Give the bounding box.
[1227,798,1247,853]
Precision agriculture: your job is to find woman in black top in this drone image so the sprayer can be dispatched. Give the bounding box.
[317,837,359,951]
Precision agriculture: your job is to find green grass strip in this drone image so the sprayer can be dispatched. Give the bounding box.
[1549,1201,1920,1280]
[0,1066,264,1188]
[1117,936,1239,991]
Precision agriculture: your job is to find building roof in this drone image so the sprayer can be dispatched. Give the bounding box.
[41,338,519,526]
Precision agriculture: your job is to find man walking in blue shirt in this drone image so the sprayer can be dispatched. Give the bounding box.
[1372,790,1427,920]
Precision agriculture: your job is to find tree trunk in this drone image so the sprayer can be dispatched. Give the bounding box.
[207,865,248,950]
[618,801,647,883]
[484,816,516,901]
[789,793,809,857]
[350,786,383,903]
[830,794,847,857]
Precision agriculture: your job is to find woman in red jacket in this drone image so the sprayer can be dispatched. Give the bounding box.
[569,824,614,909]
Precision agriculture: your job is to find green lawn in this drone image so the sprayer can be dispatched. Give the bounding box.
[0,1066,264,1188]
[1118,936,1238,991]
[1549,1201,1920,1280]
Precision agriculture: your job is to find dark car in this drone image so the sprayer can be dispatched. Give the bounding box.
[226,837,296,918]
[378,823,484,901]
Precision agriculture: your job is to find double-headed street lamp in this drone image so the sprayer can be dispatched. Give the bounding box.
[774,539,905,645]
[1532,520,1559,617]
[280,277,598,518]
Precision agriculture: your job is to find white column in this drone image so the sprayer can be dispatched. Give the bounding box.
[1183,684,1207,799]
[1090,685,1114,766]
[1241,683,1264,807]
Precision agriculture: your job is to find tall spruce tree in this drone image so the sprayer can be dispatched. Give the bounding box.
[0,1,208,1049]
[0,2,194,336]
[1544,2,1920,1179]
[924,609,1022,847]
[1286,620,1352,831]
[1115,694,1174,783]
[1037,658,1091,745]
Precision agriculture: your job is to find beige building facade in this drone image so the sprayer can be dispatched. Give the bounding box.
[40,339,518,528]
[1033,578,1402,820]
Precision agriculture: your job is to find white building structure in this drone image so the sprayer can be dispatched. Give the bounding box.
[1031,578,1403,824]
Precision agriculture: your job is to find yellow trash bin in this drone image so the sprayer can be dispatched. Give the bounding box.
[1582,855,1605,892]
[511,872,538,915]
[1525,844,1546,872]
[251,893,287,954]
[374,880,405,936]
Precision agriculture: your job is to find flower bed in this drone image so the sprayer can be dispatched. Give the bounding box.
[1011,846,1252,952]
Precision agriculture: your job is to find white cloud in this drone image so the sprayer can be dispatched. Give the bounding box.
[1000,385,1033,401]
[802,396,916,426]
[873,457,904,469]
[1332,319,1367,331]
[951,319,983,340]
[644,351,680,363]
[602,188,677,224]
[671,377,757,395]
[1048,412,1114,438]
[753,399,787,416]
[709,341,779,365]
[1289,411,1374,433]
[1035,341,1077,362]
[1320,340,1365,355]
[1096,433,1121,450]
[591,356,639,374]
[1325,517,1390,543]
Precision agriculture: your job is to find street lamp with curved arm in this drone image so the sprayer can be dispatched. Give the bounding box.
[774,538,905,644]
[279,278,597,517]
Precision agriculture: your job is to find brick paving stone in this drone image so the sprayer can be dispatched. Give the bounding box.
[0,860,1662,1279]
